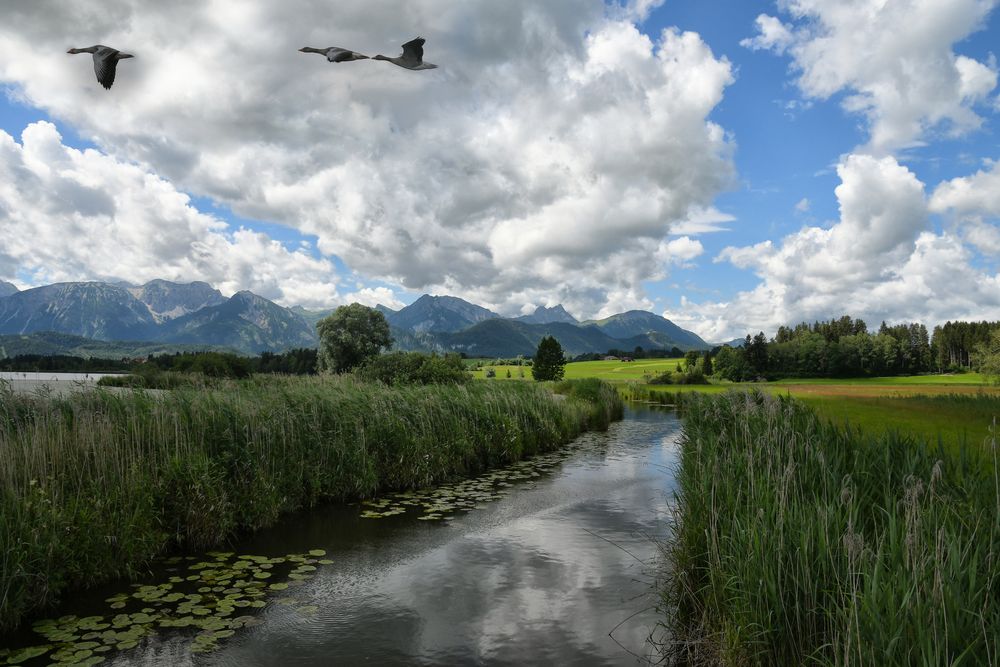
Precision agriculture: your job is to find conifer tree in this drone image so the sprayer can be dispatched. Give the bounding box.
[532,336,566,382]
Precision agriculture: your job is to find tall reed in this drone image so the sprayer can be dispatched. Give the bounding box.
[0,376,621,631]
[662,390,999,665]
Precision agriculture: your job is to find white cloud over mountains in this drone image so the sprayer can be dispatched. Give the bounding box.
[0,0,736,316]
[0,121,339,307]
[745,0,998,154]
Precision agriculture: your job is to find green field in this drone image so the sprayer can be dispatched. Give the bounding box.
[768,372,988,385]
[473,360,1000,450]
[638,374,1000,451]
[471,358,686,382]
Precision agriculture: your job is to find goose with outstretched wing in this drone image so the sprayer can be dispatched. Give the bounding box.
[373,37,437,70]
[67,45,134,89]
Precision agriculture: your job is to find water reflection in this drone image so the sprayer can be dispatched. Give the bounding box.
[200,406,680,666]
[5,406,679,666]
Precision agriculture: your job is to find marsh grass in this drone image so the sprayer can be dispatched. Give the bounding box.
[662,390,999,665]
[0,375,621,631]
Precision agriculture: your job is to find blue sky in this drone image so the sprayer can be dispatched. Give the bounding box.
[641,1,1000,320]
[1,1,999,340]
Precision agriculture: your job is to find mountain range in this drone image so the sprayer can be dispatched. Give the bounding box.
[0,280,711,357]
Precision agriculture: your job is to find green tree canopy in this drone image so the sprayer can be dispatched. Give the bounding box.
[316,303,392,374]
[531,336,566,382]
[973,329,1000,385]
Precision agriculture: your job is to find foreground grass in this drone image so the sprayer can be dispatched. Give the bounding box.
[0,375,622,631]
[663,391,999,665]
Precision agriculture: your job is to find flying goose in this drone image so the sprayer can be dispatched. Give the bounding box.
[373,37,437,70]
[67,45,134,89]
[298,46,369,62]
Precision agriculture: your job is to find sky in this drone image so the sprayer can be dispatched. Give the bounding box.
[0,0,999,342]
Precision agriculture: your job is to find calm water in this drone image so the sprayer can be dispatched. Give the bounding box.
[6,405,681,666]
[0,372,123,382]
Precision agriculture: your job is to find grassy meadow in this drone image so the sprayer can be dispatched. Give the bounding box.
[0,376,622,631]
[663,390,999,665]
[475,357,1000,450]
[471,357,688,382]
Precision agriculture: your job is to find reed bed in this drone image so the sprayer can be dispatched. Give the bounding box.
[0,375,622,631]
[663,390,999,666]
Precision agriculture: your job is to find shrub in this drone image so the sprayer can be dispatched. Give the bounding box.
[649,372,674,385]
[354,352,471,386]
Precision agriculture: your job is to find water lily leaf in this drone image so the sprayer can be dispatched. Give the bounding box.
[4,645,51,664]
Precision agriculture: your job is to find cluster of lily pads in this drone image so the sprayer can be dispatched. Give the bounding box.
[1,549,332,666]
[360,438,601,520]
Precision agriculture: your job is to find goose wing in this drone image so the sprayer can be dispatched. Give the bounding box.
[93,47,119,89]
[401,37,425,63]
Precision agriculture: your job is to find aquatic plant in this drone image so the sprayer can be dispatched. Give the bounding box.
[0,376,621,631]
[661,390,1000,665]
[1,549,333,665]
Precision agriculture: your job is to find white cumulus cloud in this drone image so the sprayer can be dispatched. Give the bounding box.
[744,0,999,153]
[665,153,1000,341]
[0,121,340,307]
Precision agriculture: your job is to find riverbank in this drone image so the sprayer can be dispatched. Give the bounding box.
[0,376,622,631]
[662,390,999,665]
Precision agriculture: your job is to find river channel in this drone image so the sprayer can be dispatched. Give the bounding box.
[2,404,681,666]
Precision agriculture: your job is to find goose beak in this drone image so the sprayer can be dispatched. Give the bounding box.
[298,47,308,52]
[66,48,75,54]
[119,53,135,59]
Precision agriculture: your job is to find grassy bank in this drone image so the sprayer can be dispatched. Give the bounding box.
[663,390,999,665]
[0,376,622,631]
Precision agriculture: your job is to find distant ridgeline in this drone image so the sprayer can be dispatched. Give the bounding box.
[714,315,1000,381]
[4,282,994,372]
[0,281,712,358]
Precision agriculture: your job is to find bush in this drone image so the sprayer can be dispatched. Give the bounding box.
[648,369,708,386]
[98,366,199,389]
[354,352,471,386]
[649,372,674,385]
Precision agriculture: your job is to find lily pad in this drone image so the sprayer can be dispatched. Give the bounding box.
[4,645,51,664]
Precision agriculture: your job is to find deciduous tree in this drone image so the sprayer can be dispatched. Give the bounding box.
[316,304,392,374]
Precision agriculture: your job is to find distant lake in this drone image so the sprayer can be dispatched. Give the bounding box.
[0,371,125,382]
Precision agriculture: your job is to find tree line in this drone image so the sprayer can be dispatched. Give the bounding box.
[712,315,1000,381]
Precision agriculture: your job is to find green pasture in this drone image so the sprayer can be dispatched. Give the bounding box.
[768,372,987,386]
[473,359,1000,450]
[471,358,686,382]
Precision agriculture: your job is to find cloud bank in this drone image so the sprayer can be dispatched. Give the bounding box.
[668,154,1000,341]
[0,0,736,316]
